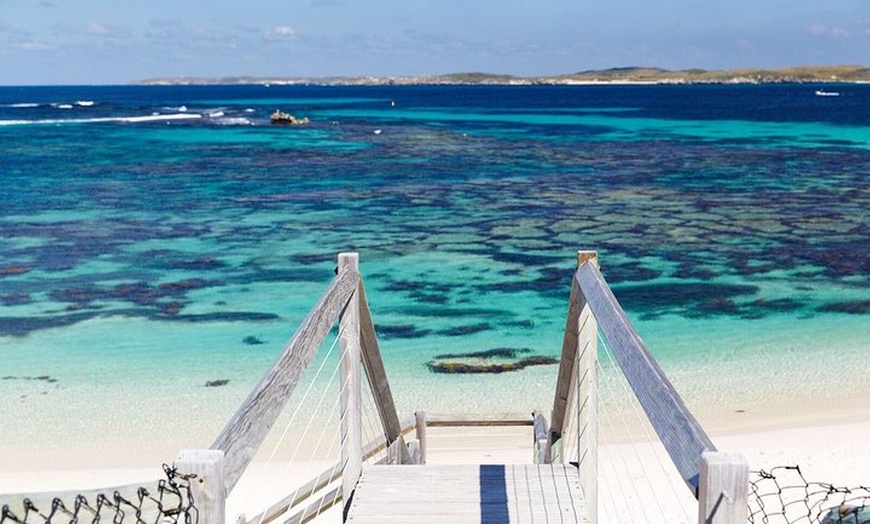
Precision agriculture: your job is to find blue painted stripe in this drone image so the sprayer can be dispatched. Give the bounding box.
[479,464,509,523]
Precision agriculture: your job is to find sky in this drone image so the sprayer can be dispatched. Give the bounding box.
[0,0,867,85]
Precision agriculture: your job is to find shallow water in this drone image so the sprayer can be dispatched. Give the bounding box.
[0,84,867,461]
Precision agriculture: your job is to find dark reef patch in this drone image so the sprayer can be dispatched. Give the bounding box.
[427,356,558,374]
[50,278,218,308]
[503,319,535,330]
[434,347,531,360]
[164,257,227,271]
[0,312,100,337]
[438,322,493,337]
[1,292,33,306]
[408,292,451,305]
[159,311,280,323]
[613,282,759,312]
[243,335,265,345]
[375,324,433,339]
[205,379,230,387]
[0,265,32,277]
[427,346,557,374]
[673,263,719,281]
[290,253,336,265]
[817,300,870,315]
[490,251,564,267]
[605,262,663,282]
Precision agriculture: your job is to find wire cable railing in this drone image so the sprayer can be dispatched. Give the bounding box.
[549,250,748,524]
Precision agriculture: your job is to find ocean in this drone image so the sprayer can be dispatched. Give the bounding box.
[0,84,868,469]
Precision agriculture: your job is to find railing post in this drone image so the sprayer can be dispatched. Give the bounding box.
[175,449,226,524]
[698,452,749,524]
[338,252,362,511]
[415,411,428,465]
[576,250,599,524]
[532,411,550,464]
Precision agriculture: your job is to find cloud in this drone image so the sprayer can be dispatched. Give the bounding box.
[809,24,851,38]
[85,22,111,36]
[14,39,53,51]
[265,26,297,40]
[84,22,128,39]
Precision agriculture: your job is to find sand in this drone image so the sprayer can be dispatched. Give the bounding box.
[1,415,868,524]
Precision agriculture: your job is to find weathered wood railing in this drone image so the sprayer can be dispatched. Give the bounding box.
[548,250,749,524]
[3,249,751,523]
[175,252,413,524]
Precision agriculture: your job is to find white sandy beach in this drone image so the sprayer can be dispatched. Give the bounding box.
[2,414,868,523]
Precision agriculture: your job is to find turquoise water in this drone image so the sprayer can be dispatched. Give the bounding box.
[0,84,867,462]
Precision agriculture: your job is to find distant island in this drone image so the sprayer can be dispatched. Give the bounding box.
[133,65,869,86]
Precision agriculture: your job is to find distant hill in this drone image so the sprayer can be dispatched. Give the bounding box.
[133,65,870,86]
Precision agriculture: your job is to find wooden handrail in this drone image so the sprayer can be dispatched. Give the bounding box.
[358,278,412,465]
[425,416,535,427]
[211,268,360,493]
[575,261,716,492]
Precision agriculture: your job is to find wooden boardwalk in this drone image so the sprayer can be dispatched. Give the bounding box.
[345,464,590,523]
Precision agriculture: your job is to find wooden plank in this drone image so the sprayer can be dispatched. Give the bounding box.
[346,464,588,523]
[339,253,362,508]
[697,452,749,524]
[532,411,549,464]
[175,450,226,524]
[550,252,595,460]
[576,262,716,494]
[426,416,533,427]
[211,268,360,493]
[357,276,412,464]
[576,296,599,523]
[415,411,427,465]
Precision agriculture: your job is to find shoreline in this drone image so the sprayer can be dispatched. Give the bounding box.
[128,65,870,86]
[2,408,866,488]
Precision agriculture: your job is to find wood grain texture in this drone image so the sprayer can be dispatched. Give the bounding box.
[346,464,590,523]
[175,450,226,524]
[550,273,580,455]
[415,411,427,465]
[426,416,533,427]
[576,299,598,522]
[357,277,412,464]
[210,268,360,493]
[698,452,749,524]
[339,253,362,507]
[533,411,550,465]
[575,262,716,494]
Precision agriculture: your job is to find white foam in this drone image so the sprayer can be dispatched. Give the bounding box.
[208,111,225,118]
[57,104,73,109]
[0,113,202,126]
[2,103,40,108]
[212,117,253,126]
[75,101,95,107]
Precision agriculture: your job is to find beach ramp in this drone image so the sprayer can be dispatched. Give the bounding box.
[346,463,589,523]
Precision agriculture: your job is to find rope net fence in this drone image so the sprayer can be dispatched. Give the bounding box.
[749,465,870,524]
[0,464,198,524]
